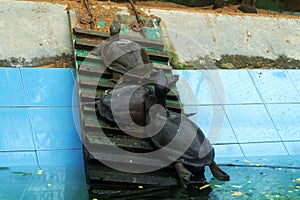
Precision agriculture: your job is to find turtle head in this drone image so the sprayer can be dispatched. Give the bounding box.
[110,20,121,37]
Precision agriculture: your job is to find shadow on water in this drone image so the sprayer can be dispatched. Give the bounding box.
[90,184,219,200]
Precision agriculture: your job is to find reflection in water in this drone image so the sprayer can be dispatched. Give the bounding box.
[90,184,218,200]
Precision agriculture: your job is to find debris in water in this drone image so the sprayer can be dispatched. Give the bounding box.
[12,171,33,176]
[231,191,243,197]
[38,170,43,175]
[199,184,210,190]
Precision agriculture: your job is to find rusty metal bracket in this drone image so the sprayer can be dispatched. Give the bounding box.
[83,0,95,29]
[128,0,146,37]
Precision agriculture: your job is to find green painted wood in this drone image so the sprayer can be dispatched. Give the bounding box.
[73,22,183,192]
[74,28,165,50]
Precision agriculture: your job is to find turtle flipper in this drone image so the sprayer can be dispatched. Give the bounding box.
[175,163,192,188]
[209,161,230,181]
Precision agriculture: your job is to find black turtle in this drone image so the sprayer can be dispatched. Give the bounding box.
[149,70,230,187]
[97,69,230,187]
[95,26,230,186]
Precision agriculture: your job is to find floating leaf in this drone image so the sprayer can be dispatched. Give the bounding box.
[232,185,242,188]
[38,170,43,175]
[138,185,143,189]
[231,191,243,197]
[199,184,210,190]
[47,184,52,187]
[296,178,300,182]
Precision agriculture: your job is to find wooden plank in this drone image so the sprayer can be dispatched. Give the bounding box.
[87,164,177,187]
[79,79,179,99]
[84,119,122,134]
[76,54,104,64]
[73,28,165,50]
[79,78,115,90]
[74,27,110,39]
[78,64,112,78]
[87,151,169,168]
[80,91,103,101]
[85,131,153,151]
[75,40,169,62]
[79,61,173,75]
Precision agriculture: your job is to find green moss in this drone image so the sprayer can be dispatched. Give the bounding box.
[167,46,195,70]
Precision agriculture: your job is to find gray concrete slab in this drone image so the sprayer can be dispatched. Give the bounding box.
[143,9,300,67]
[0,0,72,67]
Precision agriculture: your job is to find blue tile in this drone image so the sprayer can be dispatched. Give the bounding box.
[174,70,223,105]
[184,105,237,144]
[72,107,82,139]
[267,104,300,141]
[21,68,76,106]
[0,151,37,166]
[287,70,300,96]
[284,141,300,155]
[218,70,262,104]
[28,107,82,150]
[0,68,26,106]
[72,81,79,107]
[249,70,300,103]
[37,150,84,166]
[240,142,288,156]
[0,108,35,151]
[225,105,281,143]
[71,69,79,107]
[213,144,244,158]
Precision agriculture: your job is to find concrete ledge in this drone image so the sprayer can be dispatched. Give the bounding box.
[144,8,300,69]
[0,1,72,67]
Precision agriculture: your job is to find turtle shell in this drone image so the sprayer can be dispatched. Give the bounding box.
[101,38,151,75]
[96,85,156,127]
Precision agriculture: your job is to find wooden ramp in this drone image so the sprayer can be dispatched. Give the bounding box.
[71,21,183,199]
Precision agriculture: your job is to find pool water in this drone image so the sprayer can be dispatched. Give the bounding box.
[0,164,88,200]
[1,155,299,199]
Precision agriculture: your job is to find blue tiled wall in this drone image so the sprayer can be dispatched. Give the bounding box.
[175,70,300,160]
[1,68,299,166]
[0,68,83,166]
